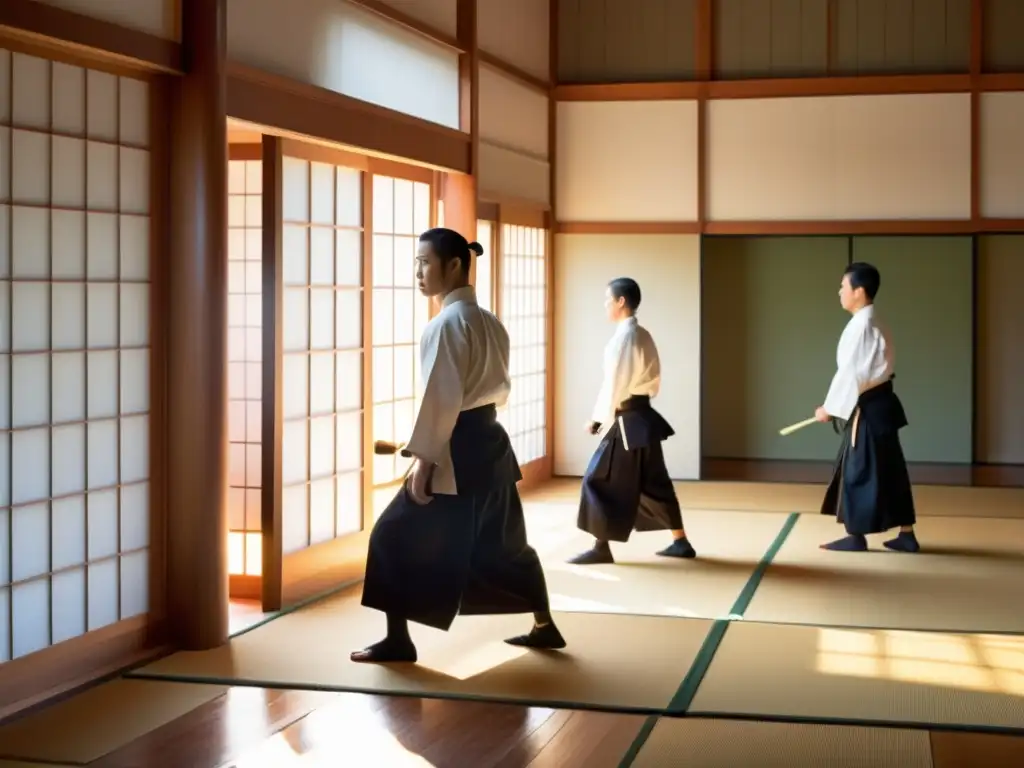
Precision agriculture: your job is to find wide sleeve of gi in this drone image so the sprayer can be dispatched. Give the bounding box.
[404,319,467,465]
[591,331,635,426]
[823,324,881,421]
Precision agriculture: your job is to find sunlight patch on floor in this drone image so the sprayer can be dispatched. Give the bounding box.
[231,718,433,767]
[417,642,531,681]
[816,628,1024,696]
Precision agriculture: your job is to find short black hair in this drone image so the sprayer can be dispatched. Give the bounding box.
[844,261,881,301]
[608,277,641,312]
[419,228,483,274]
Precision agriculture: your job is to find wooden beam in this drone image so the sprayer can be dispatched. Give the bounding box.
[702,220,992,236]
[552,220,1024,236]
[970,0,983,227]
[553,73,1024,101]
[479,50,550,94]
[0,0,182,73]
[556,81,701,100]
[226,63,472,175]
[557,221,700,235]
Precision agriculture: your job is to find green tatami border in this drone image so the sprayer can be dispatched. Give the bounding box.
[617,512,800,767]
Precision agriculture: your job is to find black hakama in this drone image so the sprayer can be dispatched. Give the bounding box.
[576,395,685,542]
[361,404,551,632]
[820,379,916,535]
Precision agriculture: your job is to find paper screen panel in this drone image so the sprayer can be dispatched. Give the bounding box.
[227,0,460,129]
[279,155,366,554]
[0,49,152,661]
[498,224,548,466]
[370,175,431,508]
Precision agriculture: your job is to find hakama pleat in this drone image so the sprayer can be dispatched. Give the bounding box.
[577,396,684,543]
[361,405,550,631]
[820,379,917,535]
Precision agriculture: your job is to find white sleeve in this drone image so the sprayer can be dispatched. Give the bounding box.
[404,321,466,464]
[823,326,881,420]
[591,333,634,426]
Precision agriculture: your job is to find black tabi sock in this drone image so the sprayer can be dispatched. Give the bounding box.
[657,538,697,559]
[884,531,921,553]
[567,539,614,565]
[821,534,868,552]
[505,620,567,650]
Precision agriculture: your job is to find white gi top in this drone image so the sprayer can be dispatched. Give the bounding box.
[822,304,895,421]
[403,286,511,495]
[591,316,662,430]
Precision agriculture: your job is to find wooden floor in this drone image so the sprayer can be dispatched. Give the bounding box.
[83,689,649,768]
[54,685,1020,768]
[701,458,1024,487]
[5,474,1024,767]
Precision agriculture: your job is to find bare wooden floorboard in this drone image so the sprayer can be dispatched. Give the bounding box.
[89,687,339,768]
[81,684,650,768]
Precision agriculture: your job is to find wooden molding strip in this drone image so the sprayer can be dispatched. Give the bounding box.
[278,137,435,185]
[556,82,702,101]
[346,0,463,53]
[0,0,182,73]
[556,73,1024,102]
[226,63,471,174]
[556,221,700,235]
[0,617,166,721]
[553,220,1024,236]
[704,220,979,236]
[479,51,550,94]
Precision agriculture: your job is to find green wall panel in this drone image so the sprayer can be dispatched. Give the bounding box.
[851,236,974,464]
[702,237,849,461]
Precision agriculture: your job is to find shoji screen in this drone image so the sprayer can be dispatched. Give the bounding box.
[227,156,263,578]
[1,50,152,660]
[499,223,548,465]
[370,175,431,503]
[279,155,365,554]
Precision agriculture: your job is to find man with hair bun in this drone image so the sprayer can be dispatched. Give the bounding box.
[352,228,564,664]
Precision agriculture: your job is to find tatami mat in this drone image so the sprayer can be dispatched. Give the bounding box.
[744,514,1024,632]
[672,481,1024,519]
[534,478,1024,519]
[630,717,933,768]
[0,679,227,765]
[129,591,714,713]
[542,509,793,619]
[689,620,1024,730]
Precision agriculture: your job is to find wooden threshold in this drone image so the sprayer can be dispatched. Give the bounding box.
[700,459,1024,487]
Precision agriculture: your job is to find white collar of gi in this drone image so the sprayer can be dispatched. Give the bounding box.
[442,285,477,308]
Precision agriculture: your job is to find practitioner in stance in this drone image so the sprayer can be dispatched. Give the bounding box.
[815,262,919,553]
[352,228,565,663]
[569,277,695,565]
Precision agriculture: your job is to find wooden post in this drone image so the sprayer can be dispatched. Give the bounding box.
[165,0,230,649]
